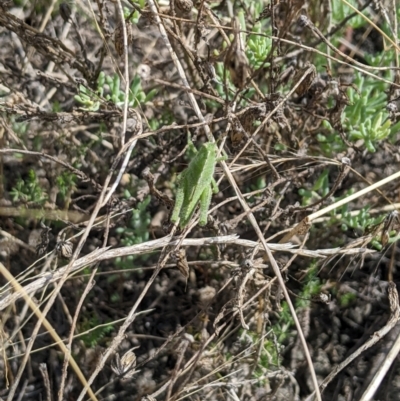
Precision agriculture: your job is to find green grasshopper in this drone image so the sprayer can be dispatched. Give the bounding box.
[171,142,226,228]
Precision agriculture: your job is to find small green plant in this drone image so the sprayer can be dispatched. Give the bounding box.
[124,5,140,24]
[74,72,157,111]
[56,171,77,201]
[345,73,393,152]
[125,74,158,108]
[246,23,272,70]
[295,265,322,308]
[348,111,391,152]
[12,119,29,138]
[331,0,367,28]
[10,169,47,205]
[127,0,145,11]
[339,292,357,308]
[74,83,101,111]
[299,169,330,206]
[116,195,151,247]
[339,206,382,233]
[238,0,264,19]
[254,265,322,372]
[317,71,400,154]
[328,203,385,249]
[79,314,114,348]
[115,196,151,270]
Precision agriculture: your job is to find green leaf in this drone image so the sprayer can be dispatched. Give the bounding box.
[144,88,157,103]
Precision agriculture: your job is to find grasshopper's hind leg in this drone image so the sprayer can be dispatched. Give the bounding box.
[198,185,213,226]
[211,178,219,194]
[170,175,185,224]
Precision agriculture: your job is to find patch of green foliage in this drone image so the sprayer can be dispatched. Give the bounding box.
[246,23,272,70]
[345,73,393,152]
[316,71,400,154]
[299,169,330,206]
[115,195,151,270]
[10,169,47,205]
[339,206,381,233]
[338,291,357,308]
[56,171,77,201]
[79,314,114,348]
[331,0,367,28]
[74,72,157,111]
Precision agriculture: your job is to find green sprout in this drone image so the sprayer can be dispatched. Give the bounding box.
[56,171,77,201]
[345,73,392,152]
[10,169,48,205]
[299,169,330,206]
[246,23,272,70]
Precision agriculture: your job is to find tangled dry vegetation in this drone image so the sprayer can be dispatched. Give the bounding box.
[1,0,400,400]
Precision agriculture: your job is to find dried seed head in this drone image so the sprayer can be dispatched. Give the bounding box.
[229,117,246,148]
[55,240,73,259]
[298,15,310,28]
[174,248,189,282]
[387,102,398,117]
[114,21,125,57]
[174,0,193,17]
[293,63,317,96]
[203,61,216,81]
[137,64,151,80]
[381,211,400,247]
[238,104,266,135]
[114,20,133,57]
[341,157,351,166]
[111,349,137,378]
[311,292,331,304]
[198,285,216,305]
[387,102,398,113]
[240,259,253,270]
[196,20,210,42]
[126,21,134,45]
[36,223,52,256]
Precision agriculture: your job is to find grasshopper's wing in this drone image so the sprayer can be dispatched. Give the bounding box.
[180,144,217,227]
[186,144,216,202]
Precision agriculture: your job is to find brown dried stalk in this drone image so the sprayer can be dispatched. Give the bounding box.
[224,18,249,90]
